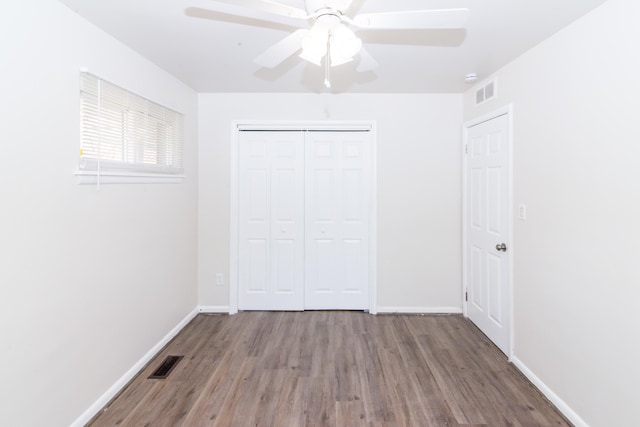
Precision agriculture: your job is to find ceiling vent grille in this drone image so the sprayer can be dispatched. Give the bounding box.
[475,79,497,106]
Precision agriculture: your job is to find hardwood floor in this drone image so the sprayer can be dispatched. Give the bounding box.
[88,312,569,426]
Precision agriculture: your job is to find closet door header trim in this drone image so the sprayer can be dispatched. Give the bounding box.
[236,122,373,132]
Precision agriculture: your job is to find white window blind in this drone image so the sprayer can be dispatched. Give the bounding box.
[79,72,184,179]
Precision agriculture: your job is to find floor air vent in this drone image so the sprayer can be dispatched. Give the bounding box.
[148,355,183,379]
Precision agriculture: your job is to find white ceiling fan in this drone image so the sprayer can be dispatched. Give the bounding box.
[203,0,469,86]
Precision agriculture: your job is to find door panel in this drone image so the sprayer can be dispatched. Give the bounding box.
[305,131,371,310]
[313,168,335,220]
[470,244,483,309]
[239,131,305,310]
[487,252,502,323]
[343,239,365,292]
[466,114,510,355]
[273,239,295,292]
[313,239,335,292]
[247,239,267,292]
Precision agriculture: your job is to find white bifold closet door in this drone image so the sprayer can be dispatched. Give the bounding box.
[238,131,305,311]
[304,131,370,310]
[238,130,371,311]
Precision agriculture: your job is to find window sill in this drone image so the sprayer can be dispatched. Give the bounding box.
[75,170,185,185]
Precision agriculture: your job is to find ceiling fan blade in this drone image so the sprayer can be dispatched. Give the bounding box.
[343,0,365,15]
[186,7,303,31]
[254,29,309,68]
[353,8,469,30]
[356,47,378,72]
[207,0,309,20]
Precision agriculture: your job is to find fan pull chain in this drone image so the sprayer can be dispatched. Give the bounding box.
[324,60,331,88]
[324,35,331,88]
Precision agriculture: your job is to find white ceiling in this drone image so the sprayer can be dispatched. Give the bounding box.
[58,0,608,93]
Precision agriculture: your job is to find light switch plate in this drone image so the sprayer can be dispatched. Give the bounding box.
[518,204,527,221]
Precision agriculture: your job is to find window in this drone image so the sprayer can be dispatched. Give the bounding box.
[77,72,184,184]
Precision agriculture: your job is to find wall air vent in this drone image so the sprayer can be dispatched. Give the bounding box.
[475,79,497,106]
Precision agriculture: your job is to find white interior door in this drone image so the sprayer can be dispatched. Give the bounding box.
[305,131,371,310]
[466,114,510,355]
[238,131,305,310]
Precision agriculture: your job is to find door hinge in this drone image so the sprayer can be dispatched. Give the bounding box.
[465,291,468,302]
[464,145,468,154]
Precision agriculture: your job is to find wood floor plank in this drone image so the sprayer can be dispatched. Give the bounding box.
[248,369,289,426]
[305,376,336,427]
[272,376,310,427]
[354,331,398,424]
[210,357,260,427]
[88,312,571,427]
[335,400,367,426]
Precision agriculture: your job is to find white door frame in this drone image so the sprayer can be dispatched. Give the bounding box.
[462,105,514,359]
[229,120,378,314]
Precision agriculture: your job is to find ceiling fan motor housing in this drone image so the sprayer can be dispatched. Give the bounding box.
[305,0,352,15]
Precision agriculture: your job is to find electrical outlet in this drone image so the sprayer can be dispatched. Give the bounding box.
[215,273,224,286]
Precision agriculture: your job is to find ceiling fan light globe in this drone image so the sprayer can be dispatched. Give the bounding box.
[330,54,353,67]
[340,37,362,58]
[329,34,362,66]
[331,24,357,43]
[299,50,323,66]
[331,25,361,54]
[301,28,328,53]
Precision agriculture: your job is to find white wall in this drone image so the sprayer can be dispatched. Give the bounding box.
[0,1,198,426]
[198,93,463,312]
[463,0,640,425]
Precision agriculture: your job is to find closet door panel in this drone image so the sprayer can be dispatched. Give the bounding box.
[305,131,371,310]
[239,131,304,310]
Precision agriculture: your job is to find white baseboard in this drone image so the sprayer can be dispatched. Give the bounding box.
[70,307,200,427]
[376,306,463,314]
[199,305,230,313]
[511,355,588,427]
